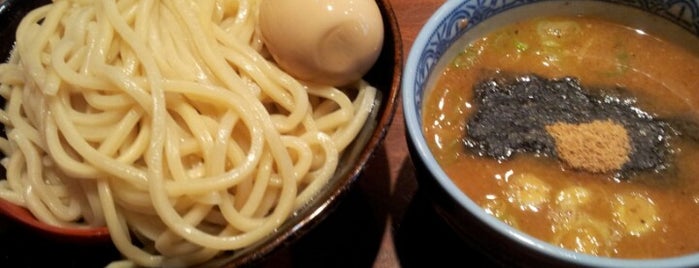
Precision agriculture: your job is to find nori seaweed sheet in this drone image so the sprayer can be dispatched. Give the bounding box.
[464,74,672,177]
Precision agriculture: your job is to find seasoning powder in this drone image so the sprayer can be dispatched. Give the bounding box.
[545,120,630,173]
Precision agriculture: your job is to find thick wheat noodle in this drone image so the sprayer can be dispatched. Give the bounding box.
[0,0,378,266]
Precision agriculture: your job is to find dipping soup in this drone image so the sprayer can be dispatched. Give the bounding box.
[423,15,699,258]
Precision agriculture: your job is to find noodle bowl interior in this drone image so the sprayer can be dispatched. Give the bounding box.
[423,14,699,258]
[0,0,382,266]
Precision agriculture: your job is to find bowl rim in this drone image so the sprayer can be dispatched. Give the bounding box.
[402,0,699,267]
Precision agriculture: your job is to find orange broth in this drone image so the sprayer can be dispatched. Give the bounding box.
[423,15,699,258]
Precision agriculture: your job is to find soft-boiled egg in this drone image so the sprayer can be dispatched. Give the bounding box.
[259,0,384,87]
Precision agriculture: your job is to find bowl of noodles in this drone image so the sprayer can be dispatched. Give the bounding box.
[404,0,699,267]
[0,0,402,266]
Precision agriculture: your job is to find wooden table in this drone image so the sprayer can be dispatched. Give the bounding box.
[258,1,502,267]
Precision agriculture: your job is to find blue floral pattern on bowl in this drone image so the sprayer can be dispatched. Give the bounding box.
[410,0,699,121]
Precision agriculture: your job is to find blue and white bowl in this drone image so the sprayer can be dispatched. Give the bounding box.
[403,0,699,267]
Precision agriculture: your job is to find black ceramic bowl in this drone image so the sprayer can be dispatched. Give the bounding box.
[0,0,402,266]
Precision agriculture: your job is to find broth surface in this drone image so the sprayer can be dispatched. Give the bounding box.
[423,15,699,258]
